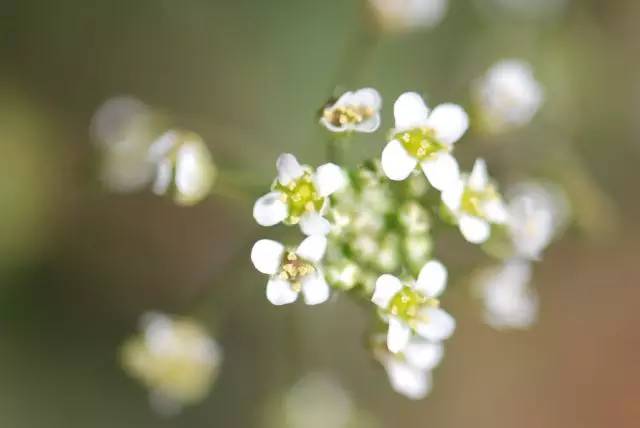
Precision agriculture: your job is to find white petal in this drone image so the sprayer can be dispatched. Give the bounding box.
[420,153,460,191]
[441,178,464,212]
[356,114,380,133]
[251,239,285,275]
[253,192,288,226]
[415,308,456,342]
[314,163,347,197]
[385,359,431,400]
[394,92,430,131]
[175,143,211,198]
[468,158,488,191]
[372,274,403,308]
[276,153,304,186]
[415,260,447,298]
[381,140,418,181]
[319,117,345,133]
[301,272,330,305]
[355,87,382,110]
[404,340,444,371]
[484,199,508,224]
[152,159,172,195]
[296,235,327,263]
[459,215,491,244]
[299,212,331,236]
[266,278,298,305]
[426,103,469,145]
[387,317,411,353]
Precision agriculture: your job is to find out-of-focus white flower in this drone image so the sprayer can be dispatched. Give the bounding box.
[507,181,569,260]
[251,236,331,306]
[441,158,508,244]
[284,374,353,428]
[320,88,382,133]
[368,0,449,32]
[91,96,158,192]
[474,60,544,132]
[120,312,222,414]
[371,260,455,353]
[253,153,347,234]
[381,92,468,191]
[474,260,538,330]
[374,334,444,399]
[148,130,217,206]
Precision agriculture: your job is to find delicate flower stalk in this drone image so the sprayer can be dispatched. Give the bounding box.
[441,158,508,244]
[148,130,217,206]
[251,236,331,305]
[381,92,468,191]
[253,153,347,234]
[120,312,222,414]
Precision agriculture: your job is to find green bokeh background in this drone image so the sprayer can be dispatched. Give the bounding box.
[1,0,639,427]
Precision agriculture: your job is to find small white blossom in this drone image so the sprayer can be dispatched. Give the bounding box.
[381,92,468,191]
[475,60,544,132]
[507,181,568,260]
[474,260,538,330]
[320,88,382,133]
[91,96,157,192]
[371,260,455,353]
[148,130,217,206]
[373,334,444,399]
[251,236,331,306]
[441,158,508,244]
[253,154,347,235]
[368,0,449,32]
[120,312,222,414]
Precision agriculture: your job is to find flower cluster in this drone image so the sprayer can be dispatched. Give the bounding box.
[250,83,568,398]
[120,312,223,414]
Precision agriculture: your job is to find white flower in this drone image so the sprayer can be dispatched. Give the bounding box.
[381,92,468,191]
[507,181,568,260]
[373,334,444,399]
[441,158,508,244]
[120,312,222,413]
[148,130,217,206]
[475,60,544,132]
[91,96,157,192]
[371,260,455,353]
[474,260,538,330]
[251,236,331,306]
[368,0,449,32]
[320,88,382,133]
[253,153,347,235]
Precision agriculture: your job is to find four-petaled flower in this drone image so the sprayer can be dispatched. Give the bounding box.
[253,153,346,235]
[381,92,468,191]
[441,158,508,244]
[474,59,544,132]
[373,334,444,399]
[371,260,455,353]
[320,88,382,133]
[251,236,331,306]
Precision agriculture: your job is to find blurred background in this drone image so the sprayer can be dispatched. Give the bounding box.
[1,0,640,426]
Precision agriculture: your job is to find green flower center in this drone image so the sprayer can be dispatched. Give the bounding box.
[394,128,446,160]
[461,185,498,218]
[323,105,374,127]
[275,172,324,224]
[388,286,438,322]
[279,251,315,292]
